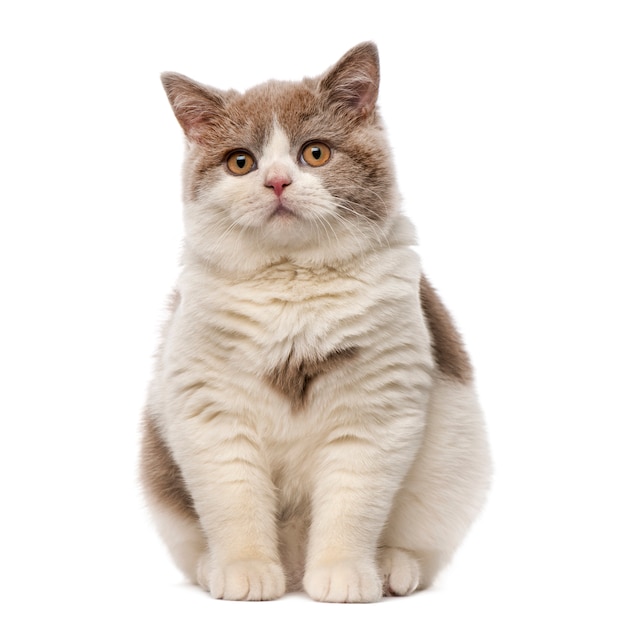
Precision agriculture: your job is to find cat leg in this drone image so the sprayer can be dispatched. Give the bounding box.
[140,411,206,583]
[175,416,285,601]
[380,380,491,594]
[148,503,206,584]
[303,420,423,603]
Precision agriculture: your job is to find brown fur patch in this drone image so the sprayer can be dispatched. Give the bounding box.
[268,346,358,410]
[140,411,197,519]
[419,275,473,383]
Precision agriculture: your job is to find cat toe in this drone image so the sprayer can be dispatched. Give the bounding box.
[205,559,286,601]
[379,547,421,596]
[303,559,382,603]
[195,551,212,591]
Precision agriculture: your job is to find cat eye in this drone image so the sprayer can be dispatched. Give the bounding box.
[226,150,256,176]
[300,142,331,167]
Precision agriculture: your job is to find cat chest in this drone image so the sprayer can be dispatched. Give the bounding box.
[174,258,421,418]
[223,288,366,406]
[190,271,381,408]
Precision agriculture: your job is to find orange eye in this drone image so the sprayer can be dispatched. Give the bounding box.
[301,142,331,167]
[226,150,256,175]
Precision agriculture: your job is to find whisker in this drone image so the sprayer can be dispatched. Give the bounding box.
[331,202,389,248]
[328,184,391,215]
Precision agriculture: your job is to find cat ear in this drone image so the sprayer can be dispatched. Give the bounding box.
[161,72,226,144]
[320,42,380,119]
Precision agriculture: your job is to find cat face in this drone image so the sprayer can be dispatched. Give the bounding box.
[162,43,402,270]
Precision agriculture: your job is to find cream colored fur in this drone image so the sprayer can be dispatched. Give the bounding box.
[142,43,491,603]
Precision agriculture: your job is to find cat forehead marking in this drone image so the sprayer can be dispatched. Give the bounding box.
[261,123,293,162]
[258,123,297,183]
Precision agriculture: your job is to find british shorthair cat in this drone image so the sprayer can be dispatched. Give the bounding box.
[140,42,491,603]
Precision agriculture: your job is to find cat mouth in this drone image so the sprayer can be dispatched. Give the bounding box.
[270,203,297,220]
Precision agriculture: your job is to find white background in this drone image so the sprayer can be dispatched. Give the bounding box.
[1,1,617,624]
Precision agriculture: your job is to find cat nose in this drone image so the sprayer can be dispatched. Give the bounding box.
[265,175,292,198]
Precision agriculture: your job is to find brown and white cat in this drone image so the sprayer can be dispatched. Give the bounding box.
[140,42,491,603]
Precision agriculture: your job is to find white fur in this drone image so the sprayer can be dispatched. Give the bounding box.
[145,123,491,602]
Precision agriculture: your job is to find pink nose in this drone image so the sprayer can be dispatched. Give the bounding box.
[265,175,292,197]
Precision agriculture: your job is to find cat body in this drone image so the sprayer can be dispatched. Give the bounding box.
[141,43,491,602]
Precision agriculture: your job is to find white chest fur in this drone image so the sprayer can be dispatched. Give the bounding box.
[172,246,428,381]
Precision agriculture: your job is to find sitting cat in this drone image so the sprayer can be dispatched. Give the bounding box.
[140,42,491,603]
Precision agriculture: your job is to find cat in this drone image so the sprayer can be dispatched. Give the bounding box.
[140,42,491,603]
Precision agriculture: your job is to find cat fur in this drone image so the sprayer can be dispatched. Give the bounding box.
[140,42,491,603]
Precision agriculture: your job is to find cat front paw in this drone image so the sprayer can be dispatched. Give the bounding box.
[379,547,421,596]
[198,557,285,601]
[303,559,382,603]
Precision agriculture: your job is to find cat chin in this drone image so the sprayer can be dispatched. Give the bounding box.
[269,202,296,218]
[183,222,411,278]
[183,232,352,275]
[182,196,415,274]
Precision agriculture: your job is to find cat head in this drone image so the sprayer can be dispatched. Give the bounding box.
[162,42,412,273]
